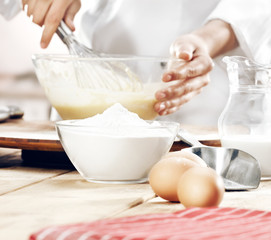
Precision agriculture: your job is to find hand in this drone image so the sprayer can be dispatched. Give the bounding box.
[154,34,214,116]
[22,0,81,48]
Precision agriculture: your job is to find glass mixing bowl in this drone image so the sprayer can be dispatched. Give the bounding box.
[56,120,180,183]
[32,54,180,120]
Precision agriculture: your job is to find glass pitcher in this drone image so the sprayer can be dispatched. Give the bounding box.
[218,56,271,179]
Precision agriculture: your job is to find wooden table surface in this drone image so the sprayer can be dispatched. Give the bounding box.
[1,148,271,240]
[0,120,271,240]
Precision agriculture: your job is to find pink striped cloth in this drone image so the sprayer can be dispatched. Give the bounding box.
[30,207,271,240]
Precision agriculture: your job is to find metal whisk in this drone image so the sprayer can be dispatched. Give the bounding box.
[56,21,142,91]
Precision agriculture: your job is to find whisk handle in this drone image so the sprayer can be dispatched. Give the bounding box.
[56,20,73,43]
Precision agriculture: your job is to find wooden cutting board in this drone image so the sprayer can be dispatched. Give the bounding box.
[0,119,220,152]
[0,119,63,152]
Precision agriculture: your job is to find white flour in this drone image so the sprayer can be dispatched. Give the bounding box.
[74,103,150,127]
[57,104,179,183]
[72,103,162,136]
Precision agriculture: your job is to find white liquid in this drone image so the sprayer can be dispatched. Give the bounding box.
[57,104,177,183]
[221,135,271,178]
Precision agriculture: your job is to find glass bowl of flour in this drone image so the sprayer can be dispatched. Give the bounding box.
[56,103,180,184]
[32,54,181,120]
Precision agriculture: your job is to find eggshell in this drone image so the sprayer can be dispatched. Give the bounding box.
[164,149,207,167]
[148,157,199,202]
[177,167,225,208]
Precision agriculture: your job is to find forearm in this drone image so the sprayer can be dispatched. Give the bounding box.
[193,19,238,58]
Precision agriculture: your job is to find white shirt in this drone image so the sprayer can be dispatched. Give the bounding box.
[0,0,67,75]
[0,0,21,20]
[76,0,271,126]
[2,0,271,125]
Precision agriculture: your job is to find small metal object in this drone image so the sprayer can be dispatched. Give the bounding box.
[7,105,24,119]
[0,106,10,122]
[0,106,24,122]
[177,128,261,191]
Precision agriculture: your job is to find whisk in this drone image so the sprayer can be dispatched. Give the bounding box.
[56,21,142,91]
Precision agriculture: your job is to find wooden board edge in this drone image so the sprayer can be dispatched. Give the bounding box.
[0,137,63,152]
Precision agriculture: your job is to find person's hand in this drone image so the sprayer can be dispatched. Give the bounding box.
[22,0,81,48]
[154,34,214,116]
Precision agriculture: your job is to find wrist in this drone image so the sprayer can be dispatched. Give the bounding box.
[193,19,238,58]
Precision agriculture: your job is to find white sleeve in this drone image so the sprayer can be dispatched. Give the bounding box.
[0,0,22,20]
[207,0,271,64]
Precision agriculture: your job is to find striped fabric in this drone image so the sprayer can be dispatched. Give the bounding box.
[30,207,271,240]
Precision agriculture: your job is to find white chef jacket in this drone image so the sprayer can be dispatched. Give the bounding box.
[76,0,271,126]
[2,0,271,125]
[0,0,21,20]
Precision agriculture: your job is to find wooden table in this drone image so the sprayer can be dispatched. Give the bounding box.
[0,120,271,240]
[1,148,271,240]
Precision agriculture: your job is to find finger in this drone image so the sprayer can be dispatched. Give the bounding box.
[26,0,36,17]
[175,43,195,61]
[32,0,52,26]
[170,41,195,61]
[164,55,213,81]
[64,1,81,31]
[156,74,210,101]
[41,18,62,48]
[180,55,213,78]
[22,0,29,10]
[41,1,71,48]
[157,89,202,116]
[165,58,186,81]
[162,70,186,82]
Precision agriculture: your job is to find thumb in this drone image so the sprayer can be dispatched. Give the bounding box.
[170,42,195,61]
[64,2,81,31]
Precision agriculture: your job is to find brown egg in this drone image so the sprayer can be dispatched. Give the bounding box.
[164,149,207,167]
[148,157,199,202]
[177,167,225,208]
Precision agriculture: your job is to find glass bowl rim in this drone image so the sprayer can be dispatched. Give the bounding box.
[56,119,181,130]
[32,53,184,63]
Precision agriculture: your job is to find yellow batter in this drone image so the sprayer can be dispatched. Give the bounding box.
[46,83,161,120]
